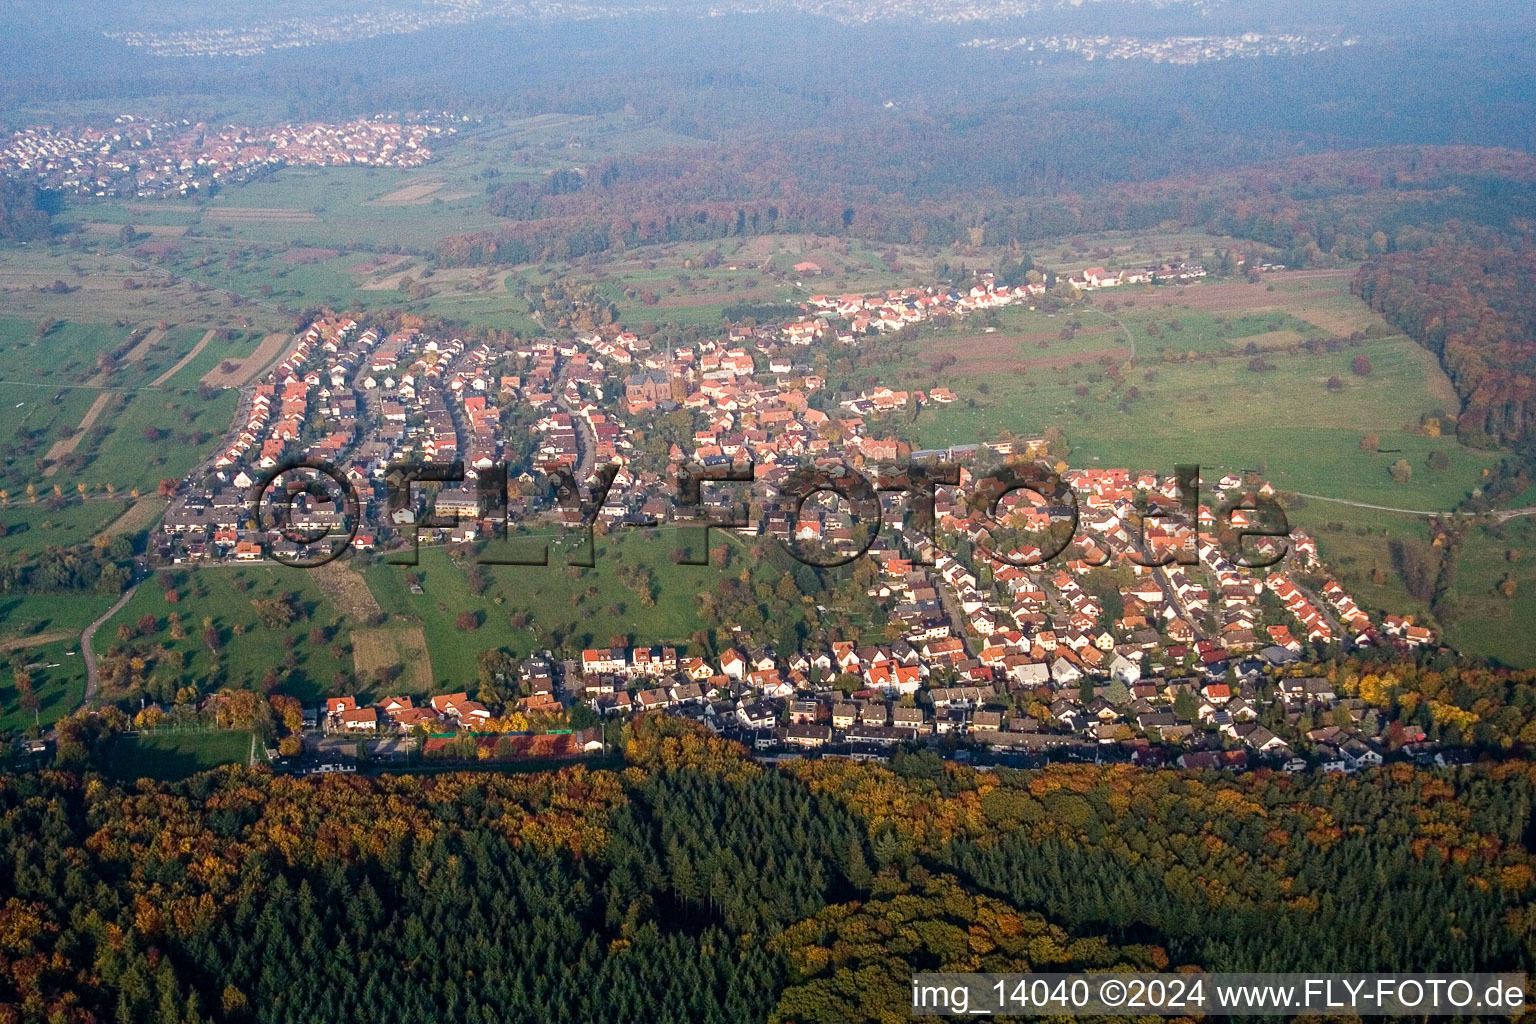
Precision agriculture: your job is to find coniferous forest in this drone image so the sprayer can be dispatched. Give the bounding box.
[1,716,1534,1024]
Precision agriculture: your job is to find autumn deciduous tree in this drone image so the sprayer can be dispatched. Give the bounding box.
[251,596,297,629]
[1361,433,1380,452]
[456,610,481,631]
[270,694,303,732]
[1352,354,1373,376]
[1390,458,1413,484]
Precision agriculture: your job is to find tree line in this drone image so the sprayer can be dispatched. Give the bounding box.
[1,715,1534,1023]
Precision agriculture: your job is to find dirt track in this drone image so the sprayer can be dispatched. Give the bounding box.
[0,630,75,652]
[151,329,217,386]
[201,332,291,387]
[203,207,318,224]
[920,325,1121,371]
[41,391,116,474]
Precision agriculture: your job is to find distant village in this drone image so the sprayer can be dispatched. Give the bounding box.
[964,31,1353,65]
[142,262,1454,774]
[0,114,456,198]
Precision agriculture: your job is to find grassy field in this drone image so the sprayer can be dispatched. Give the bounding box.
[364,531,728,688]
[178,115,707,251]
[105,326,211,390]
[0,316,241,499]
[113,230,951,336]
[356,528,780,687]
[914,333,1494,511]
[201,167,493,250]
[1286,501,1438,622]
[0,382,102,478]
[0,248,281,327]
[0,635,89,733]
[1439,517,1536,668]
[155,329,271,388]
[107,729,254,781]
[92,566,351,701]
[0,500,134,556]
[1113,307,1326,357]
[62,387,238,495]
[0,591,116,643]
[351,625,435,694]
[0,316,137,382]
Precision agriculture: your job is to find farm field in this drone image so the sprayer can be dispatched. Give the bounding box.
[142,240,546,331]
[351,626,435,694]
[96,495,169,539]
[584,236,940,329]
[178,113,710,250]
[91,566,351,702]
[199,332,293,387]
[106,729,255,781]
[199,170,487,249]
[102,326,213,390]
[911,306,1128,372]
[149,328,219,386]
[1112,307,1327,358]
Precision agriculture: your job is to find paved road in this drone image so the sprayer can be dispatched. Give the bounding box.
[1153,566,1207,643]
[80,582,141,708]
[1294,493,1536,522]
[553,365,597,481]
[935,584,973,657]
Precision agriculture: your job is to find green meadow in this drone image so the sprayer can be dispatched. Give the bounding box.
[0,500,132,556]
[0,316,240,500]
[62,387,238,495]
[364,530,723,687]
[92,566,351,701]
[0,634,91,733]
[914,334,1494,511]
[107,729,255,781]
[1439,517,1536,668]
[1284,502,1438,624]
